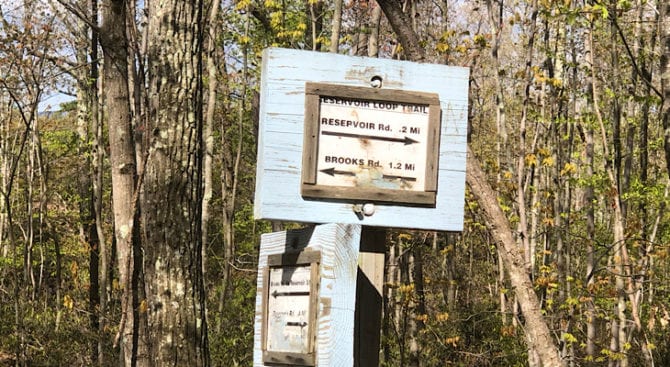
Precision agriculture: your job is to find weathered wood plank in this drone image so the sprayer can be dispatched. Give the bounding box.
[255,169,467,231]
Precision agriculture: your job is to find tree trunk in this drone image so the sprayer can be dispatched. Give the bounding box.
[368,3,383,57]
[583,99,597,362]
[485,0,508,177]
[77,73,100,367]
[203,0,222,279]
[306,0,323,51]
[142,0,209,364]
[516,0,539,335]
[663,0,670,179]
[467,148,562,366]
[99,0,144,365]
[376,0,424,61]
[329,0,343,53]
[88,0,108,361]
[408,238,427,367]
[382,238,398,365]
[74,3,103,361]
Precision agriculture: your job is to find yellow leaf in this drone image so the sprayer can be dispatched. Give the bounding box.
[264,0,279,8]
[235,0,252,10]
[436,42,450,53]
[560,162,576,176]
[542,156,555,167]
[436,312,449,322]
[525,153,538,167]
[473,34,487,48]
[139,299,148,313]
[70,261,79,278]
[398,233,412,241]
[63,294,74,309]
[562,332,577,343]
[445,336,460,347]
[542,217,554,227]
[398,283,415,293]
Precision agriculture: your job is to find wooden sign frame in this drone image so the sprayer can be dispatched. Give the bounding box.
[301,82,441,206]
[261,250,321,366]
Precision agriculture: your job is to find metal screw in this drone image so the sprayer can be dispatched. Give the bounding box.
[370,76,383,88]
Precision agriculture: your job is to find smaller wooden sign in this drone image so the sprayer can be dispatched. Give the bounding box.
[301,82,441,206]
[262,251,320,366]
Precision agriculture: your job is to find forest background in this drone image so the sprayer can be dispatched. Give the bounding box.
[1,0,670,366]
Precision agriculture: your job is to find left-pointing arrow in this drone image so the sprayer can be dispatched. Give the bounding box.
[272,290,311,298]
[319,167,356,177]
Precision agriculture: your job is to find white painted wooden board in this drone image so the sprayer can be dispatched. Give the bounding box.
[254,48,469,231]
[253,224,361,366]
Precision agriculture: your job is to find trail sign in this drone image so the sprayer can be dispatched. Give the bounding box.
[265,266,312,354]
[262,251,320,366]
[301,83,441,206]
[254,48,469,231]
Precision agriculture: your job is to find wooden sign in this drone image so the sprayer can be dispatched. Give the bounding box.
[301,82,441,206]
[253,224,362,367]
[254,48,469,231]
[262,251,320,365]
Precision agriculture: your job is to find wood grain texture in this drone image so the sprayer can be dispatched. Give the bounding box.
[255,48,469,231]
[354,228,386,367]
[253,224,362,366]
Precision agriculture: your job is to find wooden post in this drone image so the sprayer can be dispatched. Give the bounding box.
[354,227,386,367]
